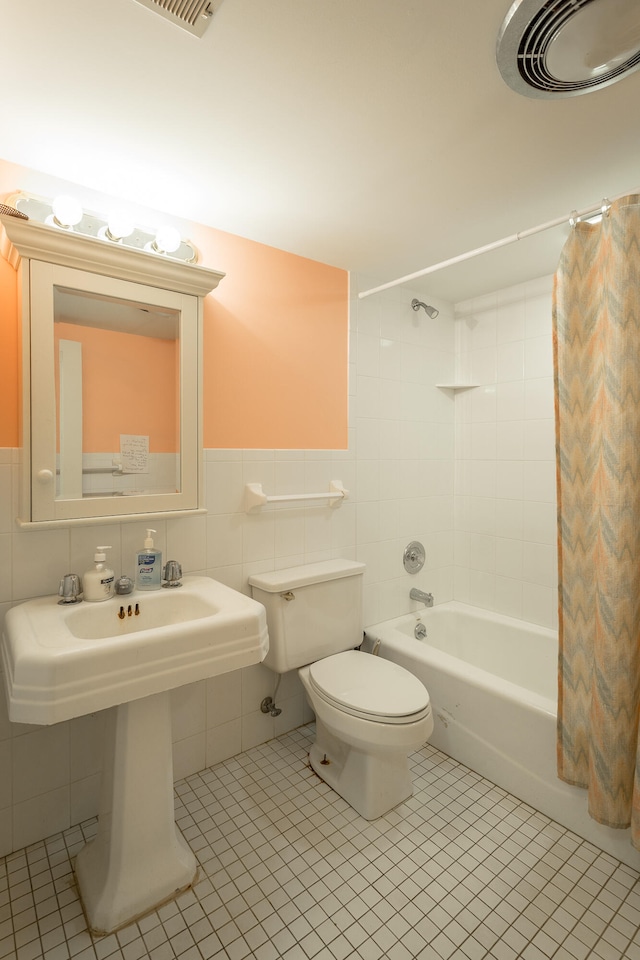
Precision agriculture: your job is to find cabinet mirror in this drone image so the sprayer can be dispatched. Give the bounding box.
[0,214,224,526]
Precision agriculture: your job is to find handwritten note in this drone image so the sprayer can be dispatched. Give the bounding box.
[120,435,149,474]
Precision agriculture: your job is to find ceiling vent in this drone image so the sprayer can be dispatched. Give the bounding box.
[497,0,640,98]
[132,0,223,38]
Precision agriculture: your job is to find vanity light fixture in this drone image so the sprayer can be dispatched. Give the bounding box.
[48,194,83,229]
[9,192,198,264]
[102,212,135,243]
[150,225,182,255]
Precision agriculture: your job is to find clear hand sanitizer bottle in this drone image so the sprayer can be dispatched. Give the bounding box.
[136,529,162,591]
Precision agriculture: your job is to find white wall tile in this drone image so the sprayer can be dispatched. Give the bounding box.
[356,333,380,378]
[496,298,525,343]
[522,501,556,545]
[205,460,244,515]
[523,461,556,502]
[496,421,524,461]
[12,725,69,803]
[522,582,556,628]
[525,293,553,339]
[453,274,557,629]
[206,719,242,768]
[0,805,12,858]
[497,341,524,381]
[173,734,206,781]
[524,419,556,461]
[496,461,524,501]
[379,338,402,380]
[0,465,14,534]
[525,336,554,379]
[525,377,554,420]
[12,787,70,851]
[470,422,497,460]
[496,381,525,421]
[0,535,11,603]
[171,682,206,742]
[494,577,523,619]
[12,528,70,601]
[494,499,524,541]
[206,513,243,568]
[166,516,207,573]
[0,740,10,810]
[522,541,557,587]
[495,538,523,579]
[471,348,497,385]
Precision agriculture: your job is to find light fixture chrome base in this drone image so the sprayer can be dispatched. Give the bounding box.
[12,193,198,264]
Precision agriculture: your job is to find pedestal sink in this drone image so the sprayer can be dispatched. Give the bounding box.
[1,576,268,935]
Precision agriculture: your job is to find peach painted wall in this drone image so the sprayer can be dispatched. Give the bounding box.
[0,159,349,452]
[54,323,178,453]
[0,255,18,447]
[196,229,349,449]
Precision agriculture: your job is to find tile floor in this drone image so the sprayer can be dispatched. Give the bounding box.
[1,725,640,960]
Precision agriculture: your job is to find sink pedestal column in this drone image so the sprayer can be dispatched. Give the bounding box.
[74,691,197,935]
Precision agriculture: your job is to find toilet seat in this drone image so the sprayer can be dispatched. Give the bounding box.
[308,650,430,725]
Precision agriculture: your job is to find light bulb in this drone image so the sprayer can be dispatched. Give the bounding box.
[105,212,134,242]
[153,225,181,254]
[51,195,83,228]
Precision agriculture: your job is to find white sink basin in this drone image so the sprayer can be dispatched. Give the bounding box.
[2,574,270,935]
[1,576,269,724]
[65,591,220,640]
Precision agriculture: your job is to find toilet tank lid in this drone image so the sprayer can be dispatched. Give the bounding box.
[249,559,365,593]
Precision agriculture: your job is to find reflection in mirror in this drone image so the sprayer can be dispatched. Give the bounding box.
[53,286,180,500]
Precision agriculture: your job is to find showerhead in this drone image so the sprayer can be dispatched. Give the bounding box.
[411,299,439,319]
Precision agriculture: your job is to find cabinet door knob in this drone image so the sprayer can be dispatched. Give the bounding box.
[36,469,54,484]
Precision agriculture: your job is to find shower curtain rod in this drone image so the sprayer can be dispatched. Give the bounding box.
[358,186,640,300]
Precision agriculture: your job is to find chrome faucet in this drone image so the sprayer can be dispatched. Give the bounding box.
[410,587,433,607]
[58,573,82,604]
[162,560,183,588]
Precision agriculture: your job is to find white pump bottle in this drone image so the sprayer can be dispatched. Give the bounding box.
[83,546,115,602]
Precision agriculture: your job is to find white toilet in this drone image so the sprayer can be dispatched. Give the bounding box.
[249,559,433,820]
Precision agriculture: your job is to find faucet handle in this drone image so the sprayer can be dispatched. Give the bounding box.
[58,573,82,604]
[162,560,183,587]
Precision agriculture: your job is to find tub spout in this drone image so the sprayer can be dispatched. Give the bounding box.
[410,588,434,607]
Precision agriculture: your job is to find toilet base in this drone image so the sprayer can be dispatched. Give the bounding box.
[309,718,413,820]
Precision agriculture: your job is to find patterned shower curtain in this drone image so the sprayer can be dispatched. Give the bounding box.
[553,195,640,848]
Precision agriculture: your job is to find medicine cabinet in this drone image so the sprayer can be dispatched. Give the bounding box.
[0,213,224,526]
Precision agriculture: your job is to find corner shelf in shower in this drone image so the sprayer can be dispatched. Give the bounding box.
[435,383,480,391]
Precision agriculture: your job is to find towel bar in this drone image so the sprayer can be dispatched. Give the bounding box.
[244,480,348,512]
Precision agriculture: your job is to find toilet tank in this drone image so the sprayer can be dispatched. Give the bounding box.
[249,559,365,674]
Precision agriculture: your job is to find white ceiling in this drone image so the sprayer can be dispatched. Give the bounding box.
[2,0,640,302]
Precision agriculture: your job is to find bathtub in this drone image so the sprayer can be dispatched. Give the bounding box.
[365,602,640,870]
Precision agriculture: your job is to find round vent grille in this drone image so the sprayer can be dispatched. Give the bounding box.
[497,0,640,98]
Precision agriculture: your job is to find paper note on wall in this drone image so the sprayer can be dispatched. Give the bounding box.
[120,435,149,474]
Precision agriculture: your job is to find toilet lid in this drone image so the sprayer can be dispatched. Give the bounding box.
[308,650,430,724]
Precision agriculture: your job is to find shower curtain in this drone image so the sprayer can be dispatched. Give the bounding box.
[554,195,640,848]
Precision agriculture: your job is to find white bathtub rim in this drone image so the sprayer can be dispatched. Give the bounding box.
[369,599,556,643]
[365,605,557,719]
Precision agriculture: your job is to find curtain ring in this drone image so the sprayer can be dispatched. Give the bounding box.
[569,210,578,228]
[601,198,611,217]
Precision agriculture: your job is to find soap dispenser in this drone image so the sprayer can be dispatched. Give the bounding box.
[83,546,115,602]
[136,529,163,591]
